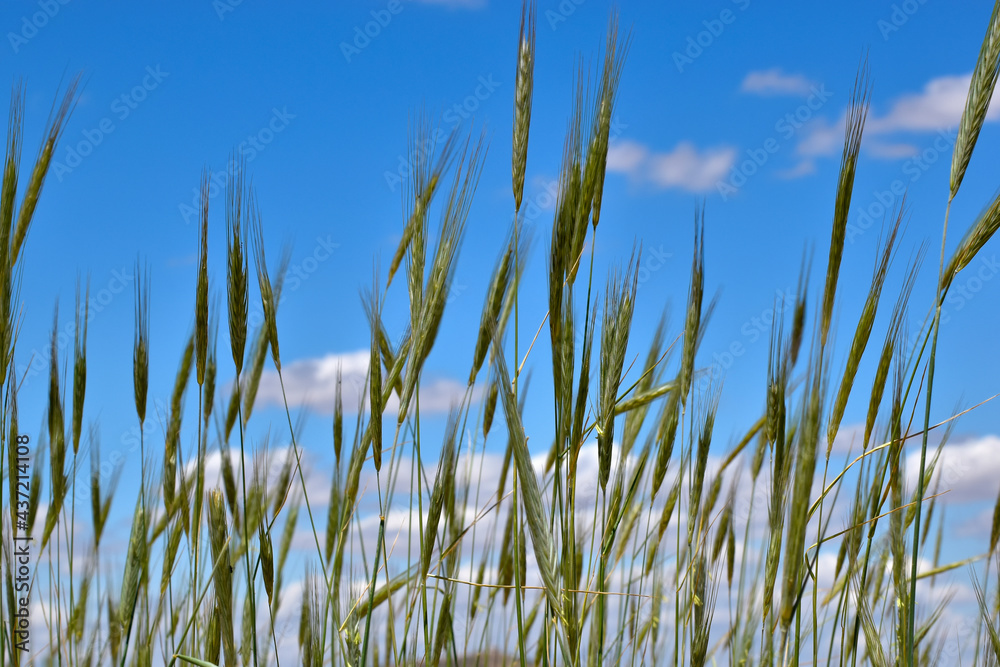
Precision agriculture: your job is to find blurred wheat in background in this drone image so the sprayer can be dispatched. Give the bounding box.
[1,2,1000,665]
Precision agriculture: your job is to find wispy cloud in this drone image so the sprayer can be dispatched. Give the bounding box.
[608,139,737,192]
[250,350,473,415]
[792,73,999,162]
[868,74,998,133]
[741,68,814,97]
[905,434,1000,504]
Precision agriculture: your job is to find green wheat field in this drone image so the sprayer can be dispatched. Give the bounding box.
[2,2,1000,665]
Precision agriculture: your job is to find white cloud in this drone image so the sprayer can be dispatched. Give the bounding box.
[792,74,999,162]
[869,74,999,133]
[865,141,919,159]
[775,159,816,179]
[606,140,647,172]
[796,116,844,157]
[249,350,473,415]
[607,139,736,192]
[905,434,1000,503]
[741,68,814,97]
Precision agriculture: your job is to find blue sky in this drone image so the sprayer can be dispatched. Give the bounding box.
[3,0,1000,629]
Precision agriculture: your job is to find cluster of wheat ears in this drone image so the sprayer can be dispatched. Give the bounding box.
[2,2,1000,666]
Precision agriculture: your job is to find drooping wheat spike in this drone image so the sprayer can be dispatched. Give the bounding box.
[159,517,183,595]
[12,76,79,264]
[597,255,638,490]
[651,383,680,497]
[827,203,902,449]
[388,120,455,289]
[133,260,150,426]
[196,170,210,386]
[72,276,89,455]
[865,250,921,448]
[821,60,870,348]
[512,0,535,213]
[273,502,298,619]
[422,409,459,578]
[469,228,517,385]
[163,332,194,511]
[227,159,249,376]
[789,254,810,367]
[491,327,566,635]
[951,0,1000,200]
[483,378,498,438]
[940,189,1000,295]
[398,133,486,422]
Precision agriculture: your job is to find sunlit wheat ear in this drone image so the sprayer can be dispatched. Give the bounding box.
[821,59,870,348]
[71,276,88,455]
[133,260,150,426]
[512,0,535,213]
[196,170,210,386]
[208,489,237,666]
[250,193,281,372]
[951,1,1000,199]
[941,189,1000,294]
[12,76,79,264]
[227,159,249,376]
[587,9,628,229]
